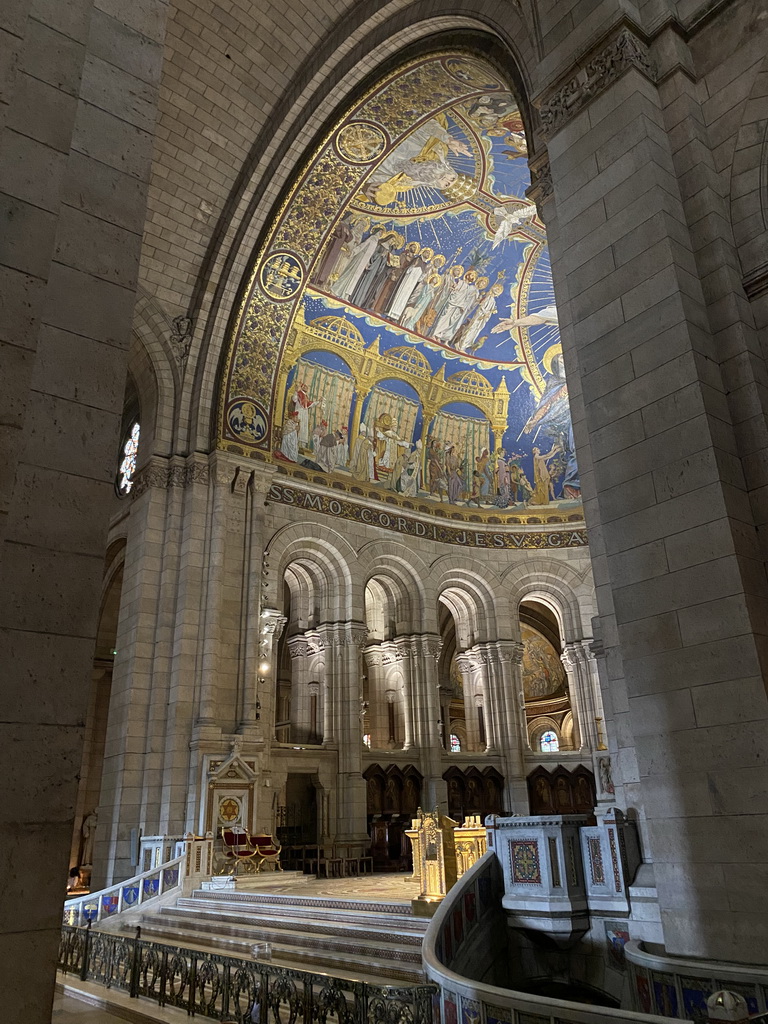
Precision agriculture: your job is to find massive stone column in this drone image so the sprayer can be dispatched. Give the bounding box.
[318,622,369,843]
[393,637,416,751]
[536,22,768,961]
[0,0,167,1014]
[286,634,319,744]
[454,651,484,753]
[408,634,447,811]
[561,640,604,752]
[479,640,529,813]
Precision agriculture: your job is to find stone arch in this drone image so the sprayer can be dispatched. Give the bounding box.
[130,289,178,459]
[264,522,359,625]
[529,715,562,752]
[431,559,504,647]
[729,53,768,300]
[358,539,430,635]
[188,5,539,454]
[502,558,592,642]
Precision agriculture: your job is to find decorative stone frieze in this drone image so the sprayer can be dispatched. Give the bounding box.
[132,458,211,498]
[536,26,656,138]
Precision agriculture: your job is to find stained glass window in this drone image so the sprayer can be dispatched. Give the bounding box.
[540,730,559,753]
[118,422,140,495]
[450,734,461,753]
[362,733,371,749]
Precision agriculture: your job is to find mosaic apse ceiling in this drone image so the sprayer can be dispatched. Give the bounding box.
[218,53,583,527]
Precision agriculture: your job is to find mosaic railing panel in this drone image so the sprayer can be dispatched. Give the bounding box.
[422,853,678,1024]
[63,836,214,927]
[625,940,768,1021]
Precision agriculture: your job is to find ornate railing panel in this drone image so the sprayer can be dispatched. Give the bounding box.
[58,926,435,1024]
[63,834,215,926]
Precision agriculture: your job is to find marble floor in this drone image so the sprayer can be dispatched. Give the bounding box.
[53,982,195,1024]
[235,871,419,902]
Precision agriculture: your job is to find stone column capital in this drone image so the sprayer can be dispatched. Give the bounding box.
[405,634,442,660]
[474,639,525,666]
[535,24,656,140]
[287,634,319,659]
[362,645,384,668]
[261,612,287,640]
[314,622,369,650]
[525,152,553,217]
[454,650,480,675]
[561,639,595,669]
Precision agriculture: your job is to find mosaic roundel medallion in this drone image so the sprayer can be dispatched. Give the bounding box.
[260,251,305,300]
[335,121,388,164]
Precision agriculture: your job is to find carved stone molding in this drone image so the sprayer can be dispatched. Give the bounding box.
[132,459,210,499]
[743,263,768,300]
[419,635,443,661]
[314,623,369,650]
[131,464,170,499]
[287,636,318,659]
[363,645,383,668]
[526,152,553,213]
[262,614,287,640]
[170,314,193,369]
[455,651,480,675]
[561,639,595,669]
[473,639,525,666]
[537,26,656,139]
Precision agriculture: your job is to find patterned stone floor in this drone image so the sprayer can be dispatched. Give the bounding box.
[237,871,420,903]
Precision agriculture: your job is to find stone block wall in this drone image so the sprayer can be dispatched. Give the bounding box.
[0,0,167,1016]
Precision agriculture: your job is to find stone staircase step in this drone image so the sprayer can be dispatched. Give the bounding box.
[176,894,428,936]
[185,892,428,933]
[130,880,426,986]
[129,921,423,985]
[147,909,423,954]
[158,904,425,947]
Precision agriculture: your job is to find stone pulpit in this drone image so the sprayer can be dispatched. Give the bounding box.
[406,807,459,917]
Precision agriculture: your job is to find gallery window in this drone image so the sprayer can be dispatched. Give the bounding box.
[450,734,462,753]
[362,733,371,749]
[117,422,140,496]
[540,730,559,753]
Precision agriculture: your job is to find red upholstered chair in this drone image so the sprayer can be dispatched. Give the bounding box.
[249,833,283,872]
[221,827,258,874]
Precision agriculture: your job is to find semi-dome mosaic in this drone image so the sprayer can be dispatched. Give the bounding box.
[219,52,582,525]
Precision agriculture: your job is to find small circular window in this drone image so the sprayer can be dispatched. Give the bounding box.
[117,422,140,496]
